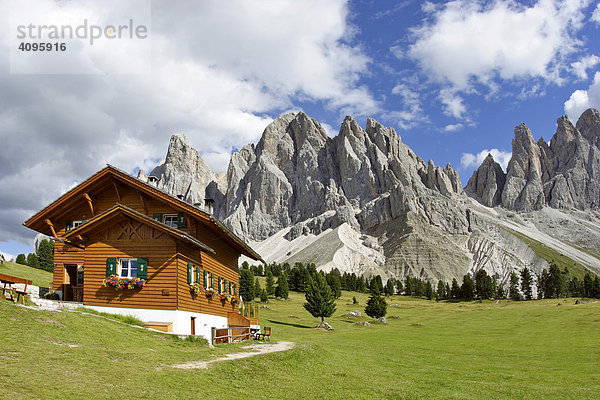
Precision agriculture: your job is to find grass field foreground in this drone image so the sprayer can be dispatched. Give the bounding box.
[0,262,52,287]
[1,291,599,399]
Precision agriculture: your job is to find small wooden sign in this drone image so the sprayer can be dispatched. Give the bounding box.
[161,289,170,296]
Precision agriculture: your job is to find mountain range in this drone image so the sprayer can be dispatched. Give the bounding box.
[138,109,600,284]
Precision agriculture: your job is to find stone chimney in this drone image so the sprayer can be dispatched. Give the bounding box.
[204,198,214,214]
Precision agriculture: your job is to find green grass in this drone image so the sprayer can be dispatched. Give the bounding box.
[502,228,590,278]
[0,262,53,287]
[1,291,599,399]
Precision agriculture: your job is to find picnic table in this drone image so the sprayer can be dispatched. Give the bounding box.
[0,273,32,304]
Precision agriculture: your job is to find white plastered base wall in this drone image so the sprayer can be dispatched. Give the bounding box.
[84,305,227,340]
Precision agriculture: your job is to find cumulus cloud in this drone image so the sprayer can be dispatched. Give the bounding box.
[0,0,376,245]
[571,55,600,80]
[408,0,589,119]
[593,3,600,23]
[564,71,600,122]
[461,149,512,171]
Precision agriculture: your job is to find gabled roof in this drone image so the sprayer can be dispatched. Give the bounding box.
[24,164,262,261]
[63,203,215,254]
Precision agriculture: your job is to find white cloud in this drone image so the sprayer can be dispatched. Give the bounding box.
[592,3,600,23]
[564,71,600,122]
[444,123,464,132]
[409,0,588,89]
[461,149,512,171]
[571,55,600,80]
[0,0,376,245]
[439,89,466,119]
[390,83,427,129]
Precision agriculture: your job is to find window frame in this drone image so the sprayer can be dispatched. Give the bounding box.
[72,220,85,229]
[118,258,138,279]
[162,214,178,228]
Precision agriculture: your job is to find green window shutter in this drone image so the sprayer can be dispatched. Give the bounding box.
[106,258,116,277]
[195,266,201,284]
[225,279,228,294]
[177,212,187,228]
[187,263,193,284]
[152,213,162,222]
[203,270,208,287]
[218,277,222,292]
[210,273,214,289]
[234,283,237,296]
[66,221,72,232]
[137,258,148,279]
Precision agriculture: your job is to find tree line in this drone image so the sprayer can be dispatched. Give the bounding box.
[15,239,54,273]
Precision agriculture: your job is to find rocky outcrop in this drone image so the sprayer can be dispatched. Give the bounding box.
[147,134,224,211]
[465,154,505,207]
[466,108,600,212]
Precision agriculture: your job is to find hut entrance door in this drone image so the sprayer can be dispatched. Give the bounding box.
[191,317,196,335]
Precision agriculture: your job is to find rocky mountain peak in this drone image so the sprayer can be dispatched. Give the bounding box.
[465,153,505,207]
[576,108,600,147]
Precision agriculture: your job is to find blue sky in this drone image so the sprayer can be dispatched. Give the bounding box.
[1,0,599,259]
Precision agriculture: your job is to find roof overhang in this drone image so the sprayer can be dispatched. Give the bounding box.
[63,203,215,253]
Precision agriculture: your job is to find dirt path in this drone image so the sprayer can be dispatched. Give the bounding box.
[168,341,296,370]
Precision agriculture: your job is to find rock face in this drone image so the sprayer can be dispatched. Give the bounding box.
[143,134,225,211]
[466,109,600,212]
[465,153,505,207]
[145,109,600,284]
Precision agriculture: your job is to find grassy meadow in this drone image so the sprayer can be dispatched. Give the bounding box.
[1,290,599,399]
[0,262,52,287]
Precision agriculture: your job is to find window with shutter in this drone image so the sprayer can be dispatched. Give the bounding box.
[195,266,201,285]
[218,277,222,293]
[177,212,187,228]
[210,273,214,289]
[106,257,116,277]
[66,221,72,232]
[152,213,162,222]
[137,258,148,279]
[187,263,193,284]
[234,283,237,296]
[203,270,208,287]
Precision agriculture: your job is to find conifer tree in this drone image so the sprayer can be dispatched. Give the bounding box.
[461,274,475,300]
[384,279,395,297]
[509,271,521,300]
[239,268,255,302]
[37,239,54,272]
[451,278,460,299]
[260,288,268,302]
[365,290,387,319]
[520,268,533,300]
[266,269,275,295]
[254,278,261,300]
[303,274,336,322]
[26,253,40,270]
[437,280,446,300]
[275,274,289,299]
[15,254,26,265]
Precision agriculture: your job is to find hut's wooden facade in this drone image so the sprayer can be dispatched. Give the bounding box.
[24,165,262,339]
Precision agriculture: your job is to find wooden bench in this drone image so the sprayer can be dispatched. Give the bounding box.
[0,273,32,304]
[255,326,271,341]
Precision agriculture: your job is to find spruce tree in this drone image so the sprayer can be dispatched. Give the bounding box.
[365,290,387,319]
[509,271,521,300]
[326,272,342,298]
[15,254,26,265]
[520,268,533,300]
[451,278,460,299]
[303,274,336,323]
[266,269,275,295]
[36,239,54,272]
[254,278,261,300]
[437,280,446,300]
[396,279,404,295]
[461,275,475,300]
[26,253,40,270]
[384,279,395,297]
[583,272,593,298]
[425,281,433,300]
[275,274,289,299]
[260,288,268,303]
[239,268,255,302]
